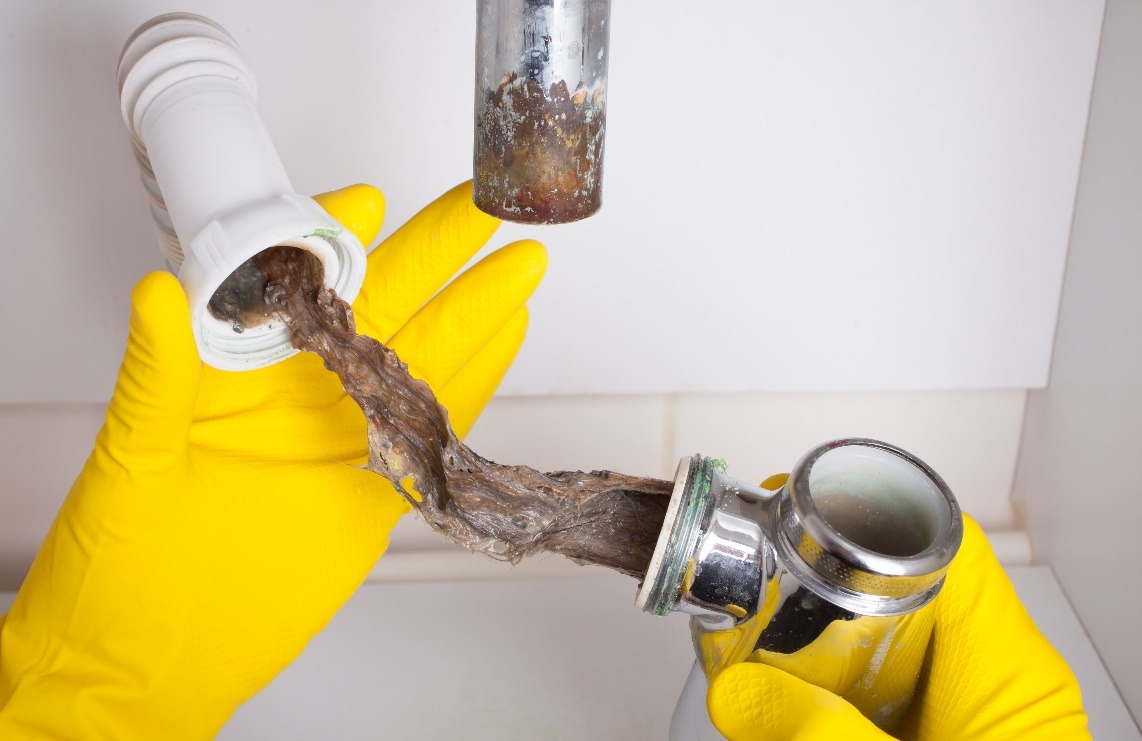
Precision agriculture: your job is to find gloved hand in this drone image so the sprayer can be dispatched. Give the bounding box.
[706,513,1090,740]
[0,182,546,739]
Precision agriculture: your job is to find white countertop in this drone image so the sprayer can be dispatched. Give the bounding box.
[1,566,1137,739]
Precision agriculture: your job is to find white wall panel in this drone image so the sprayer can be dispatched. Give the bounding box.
[672,389,1026,529]
[0,1,1105,402]
[1014,0,1142,721]
[0,405,104,591]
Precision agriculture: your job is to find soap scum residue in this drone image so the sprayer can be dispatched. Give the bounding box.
[249,247,671,580]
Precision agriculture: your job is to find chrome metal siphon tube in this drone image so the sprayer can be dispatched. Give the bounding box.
[473,0,611,224]
[637,439,963,732]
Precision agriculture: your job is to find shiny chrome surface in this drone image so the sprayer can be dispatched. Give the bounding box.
[637,438,963,732]
[778,439,962,615]
[475,0,608,97]
[636,457,777,631]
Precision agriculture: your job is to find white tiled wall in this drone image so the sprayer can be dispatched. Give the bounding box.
[669,390,1025,529]
[465,395,672,479]
[385,388,1027,555]
[383,394,672,554]
[0,389,1028,591]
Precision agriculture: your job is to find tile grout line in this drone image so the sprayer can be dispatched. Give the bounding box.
[661,393,678,479]
[367,529,1035,583]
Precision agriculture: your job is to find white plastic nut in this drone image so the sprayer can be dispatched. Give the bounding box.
[117,13,367,371]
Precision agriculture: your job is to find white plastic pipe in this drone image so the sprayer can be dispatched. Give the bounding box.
[117,13,366,370]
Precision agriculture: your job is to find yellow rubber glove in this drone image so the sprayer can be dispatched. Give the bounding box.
[0,181,546,739]
[706,514,1091,740]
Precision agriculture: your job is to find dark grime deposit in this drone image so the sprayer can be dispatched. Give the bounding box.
[207,255,278,333]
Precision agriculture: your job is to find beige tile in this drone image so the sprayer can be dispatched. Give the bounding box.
[0,403,464,573]
[463,394,672,479]
[386,394,671,554]
[373,528,1034,584]
[672,390,1026,529]
[0,393,1028,585]
[0,396,674,571]
[384,511,468,554]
